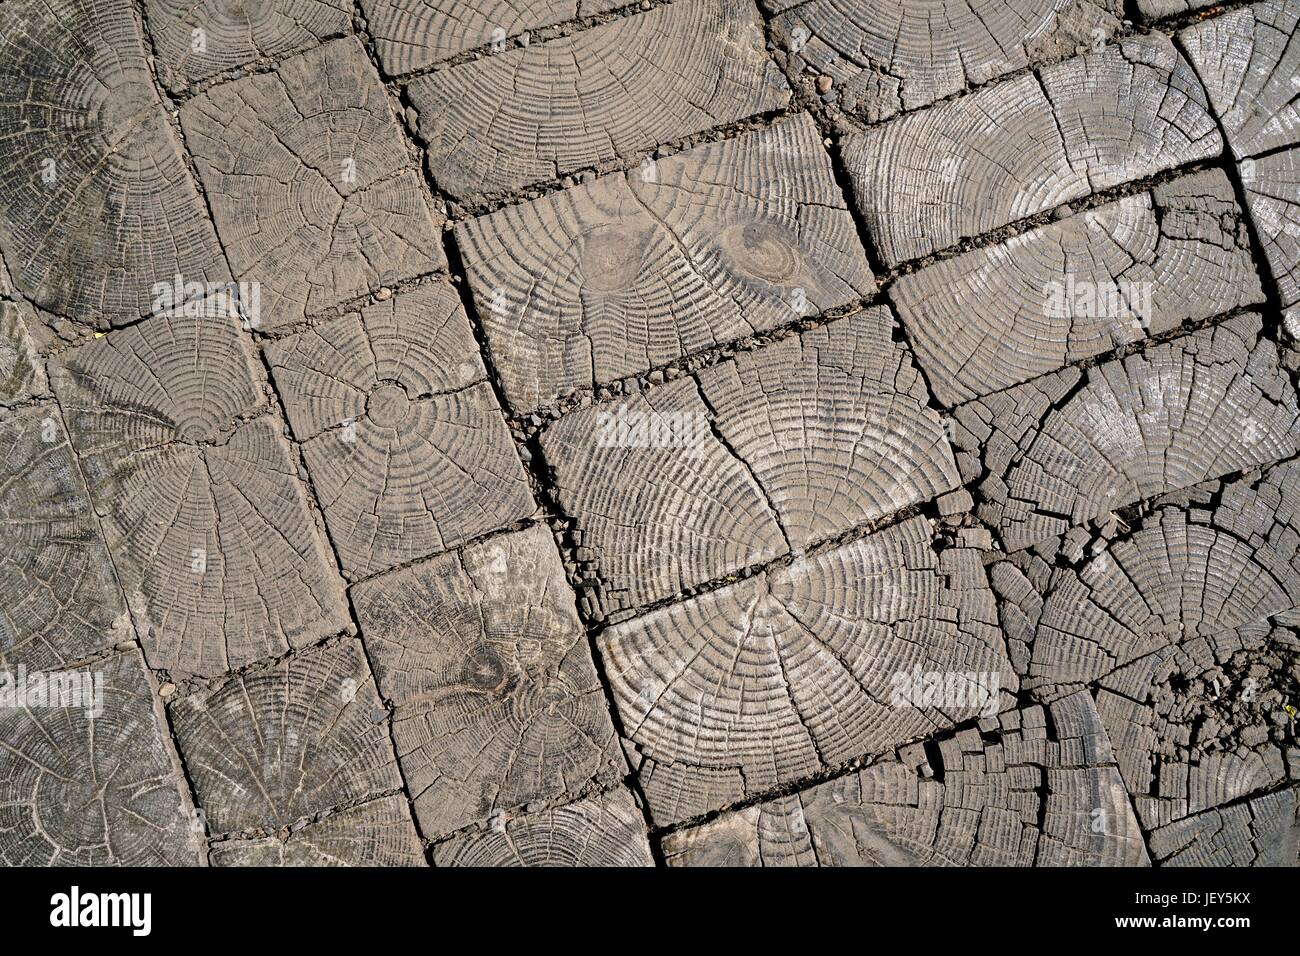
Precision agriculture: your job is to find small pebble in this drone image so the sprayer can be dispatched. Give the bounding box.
[374,287,392,301]
[159,682,176,698]
[816,75,833,95]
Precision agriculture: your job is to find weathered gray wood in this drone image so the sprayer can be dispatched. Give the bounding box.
[171,639,403,834]
[0,0,230,324]
[406,0,790,198]
[544,309,959,615]
[542,375,784,615]
[362,0,623,75]
[892,169,1262,406]
[664,692,1148,866]
[993,457,1300,698]
[208,795,426,866]
[48,312,350,677]
[144,0,353,90]
[352,525,622,837]
[948,313,1300,553]
[843,35,1221,265]
[0,650,199,866]
[267,284,534,576]
[0,406,129,670]
[1136,0,1215,16]
[265,282,486,440]
[1149,787,1299,866]
[1241,147,1300,338]
[1181,1,1300,159]
[1095,619,1297,829]
[0,300,46,406]
[181,37,444,332]
[694,312,959,549]
[458,114,875,413]
[767,0,1121,123]
[431,789,654,866]
[602,515,1014,826]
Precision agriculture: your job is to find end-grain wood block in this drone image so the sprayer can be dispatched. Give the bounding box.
[602,515,1015,826]
[362,0,624,75]
[767,0,1122,124]
[171,639,402,834]
[143,0,353,90]
[406,0,790,198]
[663,692,1148,866]
[0,650,199,866]
[1241,147,1300,337]
[48,312,350,677]
[1181,1,1300,160]
[0,406,129,670]
[542,375,785,615]
[181,37,444,332]
[266,284,534,576]
[843,34,1221,265]
[543,310,956,613]
[208,796,426,866]
[993,458,1300,699]
[458,114,875,413]
[1149,787,1299,866]
[947,313,1300,553]
[1096,620,1297,829]
[0,0,229,324]
[694,310,959,549]
[352,524,621,837]
[892,169,1262,406]
[430,789,654,866]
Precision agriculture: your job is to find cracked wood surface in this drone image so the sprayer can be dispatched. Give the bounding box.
[352,525,622,837]
[843,34,1222,265]
[181,37,445,332]
[47,312,350,677]
[2,0,1299,868]
[362,0,625,74]
[663,693,1148,866]
[543,309,958,616]
[1242,147,1300,337]
[947,312,1300,553]
[267,283,535,577]
[458,114,875,413]
[1180,0,1300,161]
[169,639,403,834]
[144,0,354,91]
[406,0,790,197]
[992,457,1300,700]
[0,0,230,324]
[0,650,199,866]
[892,169,1263,406]
[1148,786,1299,866]
[767,0,1123,124]
[602,515,1014,825]
[429,788,655,865]
[208,795,426,866]
[0,406,129,670]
